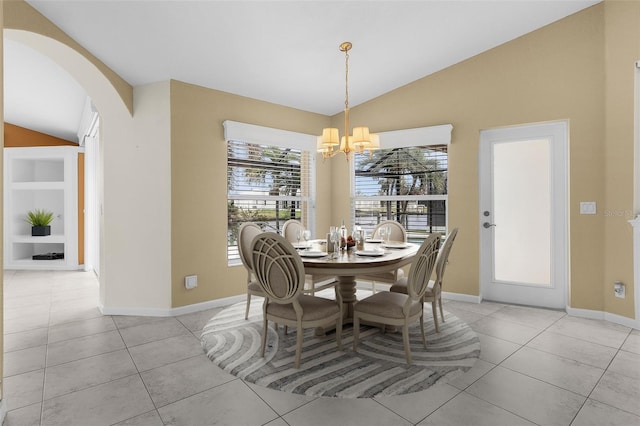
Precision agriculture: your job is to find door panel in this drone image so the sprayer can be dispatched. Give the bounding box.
[479,122,568,309]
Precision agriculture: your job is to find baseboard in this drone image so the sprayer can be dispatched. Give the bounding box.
[98,294,246,317]
[97,292,638,331]
[566,306,639,330]
[355,281,391,291]
[442,291,482,304]
[0,398,7,425]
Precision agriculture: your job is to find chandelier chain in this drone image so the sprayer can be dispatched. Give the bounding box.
[344,48,349,111]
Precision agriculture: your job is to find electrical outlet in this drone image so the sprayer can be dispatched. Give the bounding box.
[614,281,625,298]
[580,202,596,215]
[185,275,198,290]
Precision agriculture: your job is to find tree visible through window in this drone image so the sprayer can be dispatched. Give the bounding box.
[353,145,448,241]
[227,140,312,263]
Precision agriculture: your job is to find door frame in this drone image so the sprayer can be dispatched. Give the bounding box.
[479,121,569,309]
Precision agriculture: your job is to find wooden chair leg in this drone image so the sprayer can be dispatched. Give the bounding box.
[402,322,412,365]
[420,313,427,349]
[294,324,303,369]
[245,294,251,320]
[432,301,440,333]
[336,317,343,350]
[260,319,268,357]
[439,297,445,323]
[352,314,360,352]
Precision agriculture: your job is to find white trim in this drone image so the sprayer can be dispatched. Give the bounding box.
[77,96,99,146]
[630,216,640,324]
[98,294,246,317]
[223,120,316,151]
[442,291,482,304]
[566,306,640,330]
[0,399,7,425]
[377,124,453,148]
[479,121,568,309]
[95,291,638,330]
[634,62,640,214]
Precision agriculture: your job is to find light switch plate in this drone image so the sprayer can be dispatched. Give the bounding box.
[185,275,198,289]
[580,201,596,215]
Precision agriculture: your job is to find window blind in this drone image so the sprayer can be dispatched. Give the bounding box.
[227,139,314,264]
[353,145,448,240]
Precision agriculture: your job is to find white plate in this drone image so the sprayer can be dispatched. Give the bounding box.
[356,250,385,257]
[293,243,309,249]
[299,251,328,257]
[365,239,384,243]
[382,242,409,249]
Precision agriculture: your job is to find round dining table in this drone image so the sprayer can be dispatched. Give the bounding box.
[299,241,419,320]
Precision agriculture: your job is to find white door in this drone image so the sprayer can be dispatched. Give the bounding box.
[479,122,568,309]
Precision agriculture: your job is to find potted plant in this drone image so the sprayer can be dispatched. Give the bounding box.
[25,208,54,236]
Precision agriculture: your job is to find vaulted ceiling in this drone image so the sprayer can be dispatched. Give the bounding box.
[4,0,600,142]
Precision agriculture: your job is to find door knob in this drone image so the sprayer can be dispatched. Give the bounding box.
[483,222,496,229]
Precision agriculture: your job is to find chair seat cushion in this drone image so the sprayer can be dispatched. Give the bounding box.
[357,268,405,284]
[389,277,435,297]
[354,291,422,319]
[266,295,340,322]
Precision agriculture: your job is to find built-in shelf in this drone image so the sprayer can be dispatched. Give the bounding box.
[4,146,81,270]
[11,181,66,190]
[12,235,66,244]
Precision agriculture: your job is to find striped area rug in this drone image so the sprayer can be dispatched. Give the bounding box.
[200,301,480,398]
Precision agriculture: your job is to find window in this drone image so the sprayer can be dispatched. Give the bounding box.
[352,125,452,242]
[225,121,316,264]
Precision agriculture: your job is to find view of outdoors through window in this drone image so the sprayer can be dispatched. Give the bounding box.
[353,145,448,242]
[227,140,310,262]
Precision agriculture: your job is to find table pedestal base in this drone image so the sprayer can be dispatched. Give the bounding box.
[315,275,357,336]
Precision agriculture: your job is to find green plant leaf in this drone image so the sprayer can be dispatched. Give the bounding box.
[25,209,54,227]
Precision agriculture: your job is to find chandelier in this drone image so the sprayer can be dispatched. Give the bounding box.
[317,42,380,159]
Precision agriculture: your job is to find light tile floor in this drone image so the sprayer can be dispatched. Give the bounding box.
[3,270,640,426]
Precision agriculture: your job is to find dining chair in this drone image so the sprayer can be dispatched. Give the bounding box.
[251,232,343,369]
[353,233,440,365]
[357,220,408,293]
[238,222,266,320]
[389,228,458,333]
[281,219,337,295]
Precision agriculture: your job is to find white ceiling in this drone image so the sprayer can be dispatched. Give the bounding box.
[4,0,600,142]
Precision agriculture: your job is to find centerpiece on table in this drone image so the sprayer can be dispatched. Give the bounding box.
[25,208,54,236]
[341,235,356,249]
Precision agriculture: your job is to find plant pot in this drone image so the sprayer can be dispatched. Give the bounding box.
[32,226,51,236]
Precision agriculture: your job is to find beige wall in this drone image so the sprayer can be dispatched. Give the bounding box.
[3,0,637,320]
[603,0,640,318]
[164,2,638,319]
[170,81,331,307]
[330,4,615,312]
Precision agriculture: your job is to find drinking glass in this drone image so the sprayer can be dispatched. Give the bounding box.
[355,229,365,250]
[296,229,302,245]
[378,226,387,243]
[328,226,337,253]
[332,228,341,258]
[303,230,311,247]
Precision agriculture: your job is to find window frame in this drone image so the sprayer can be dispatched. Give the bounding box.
[224,121,316,265]
[350,124,453,241]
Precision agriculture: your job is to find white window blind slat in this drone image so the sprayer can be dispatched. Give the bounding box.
[353,144,448,240]
[227,137,314,264]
